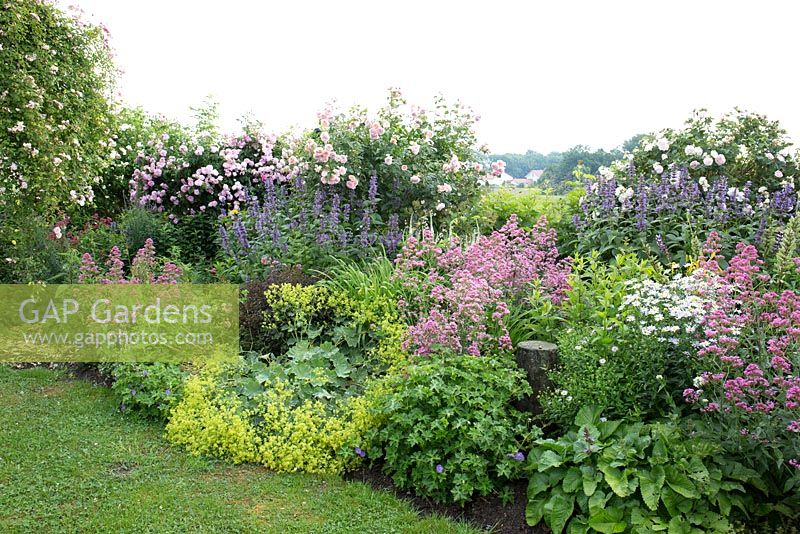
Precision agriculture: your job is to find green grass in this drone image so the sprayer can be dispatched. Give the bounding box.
[0,366,480,534]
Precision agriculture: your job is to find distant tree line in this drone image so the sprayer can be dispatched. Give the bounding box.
[491,135,645,193]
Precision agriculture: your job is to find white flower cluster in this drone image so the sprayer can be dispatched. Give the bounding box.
[620,274,719,347]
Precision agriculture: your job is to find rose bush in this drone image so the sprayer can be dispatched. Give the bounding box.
[0,0,116,216]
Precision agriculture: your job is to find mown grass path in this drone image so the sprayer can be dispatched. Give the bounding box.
[0,366,479,534]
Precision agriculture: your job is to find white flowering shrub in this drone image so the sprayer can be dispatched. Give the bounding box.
[0,0,116,217]
[620,273,717,348]
[539,255,720,425]
[615,109,799,190]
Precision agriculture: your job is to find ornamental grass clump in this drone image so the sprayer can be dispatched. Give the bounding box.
[394,214,571,356]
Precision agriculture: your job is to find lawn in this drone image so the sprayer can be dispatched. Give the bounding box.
[0,366,479,534]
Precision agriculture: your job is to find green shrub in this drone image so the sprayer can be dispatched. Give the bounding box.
[1,0,116,219]
[0,218,70,282]
[166,361,377,474]
[526,407,766,533]
[119,207,174,257]
[239,266,317,354]
[100,362,188,420]
[537,253,709,426]
[167,212,220,265]
[474,189,568,231]
[618,109,799,190]
[539,325,673,426]
[364,352,538,503]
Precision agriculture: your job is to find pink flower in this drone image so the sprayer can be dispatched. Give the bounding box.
[490,160,506,177]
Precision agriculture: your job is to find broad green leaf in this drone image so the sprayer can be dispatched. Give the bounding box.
[563,467,582,493]
[587,507,626,533]
[715,492,731,516]
[588,489,609,513]
[575,406,603,427]
[600,465,635,497]
[581,465,599,496]
[525,495,547,526]
[661,488,692,517]
[639,465,666,511]
[544,492,575,534]
[568,518,590,534]
[598,419,622,439]
[665,467,699,499]
[538,450,565,471]
[528,472,551,498]
[237,377,262,398]
[686,456,709,484]
[667,516,692,534]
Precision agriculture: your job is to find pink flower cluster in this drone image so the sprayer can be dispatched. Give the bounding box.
[130,133,297,221]
[394,215,570,356]
[684,232,800,469]
[78,239,182,284]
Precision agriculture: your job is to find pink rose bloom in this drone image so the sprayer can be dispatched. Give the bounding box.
[490,160,506,177]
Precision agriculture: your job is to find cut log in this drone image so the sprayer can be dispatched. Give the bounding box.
[514,340,558,414]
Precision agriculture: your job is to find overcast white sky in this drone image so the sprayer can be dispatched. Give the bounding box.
[68,0,799,154]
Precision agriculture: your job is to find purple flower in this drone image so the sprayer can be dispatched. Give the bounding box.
[219,225,232,256]
[435,463,444,473]
[508,451,525,461]
[164,389,172,396]
[368,174,378,204]
[232,219,250,251]
[655,233,669,257]
[354,447,366,458]
[131,388,137,396]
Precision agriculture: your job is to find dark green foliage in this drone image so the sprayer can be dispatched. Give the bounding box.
[526,408,768,533]
[119,207,175,257]
[366,352,539,504]
[167,212,220,265]
[99,362,188,420]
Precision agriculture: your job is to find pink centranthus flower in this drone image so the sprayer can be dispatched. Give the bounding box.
[395,214,570,356]
[685,234,800,469]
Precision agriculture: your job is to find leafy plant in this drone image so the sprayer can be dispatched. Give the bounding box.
[100,362,187,419]
[239,266,317,354]
[526,407,766,533]
[1,0,116,218]
[364,351,538,503]
[246,341,371,405]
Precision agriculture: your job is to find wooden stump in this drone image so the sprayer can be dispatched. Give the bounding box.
[514,340,558,414]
